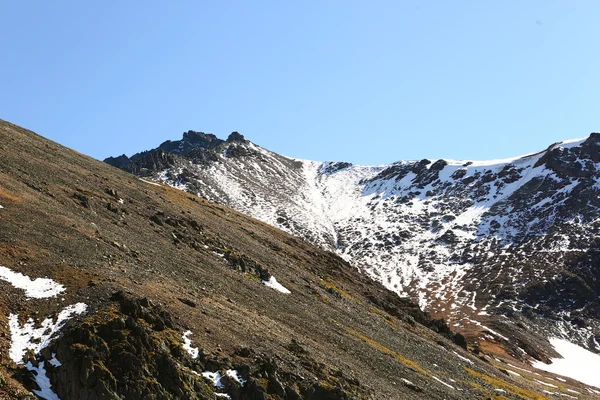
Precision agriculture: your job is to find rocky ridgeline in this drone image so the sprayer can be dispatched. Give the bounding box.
[106,132,600,356]
[105,131,249,174]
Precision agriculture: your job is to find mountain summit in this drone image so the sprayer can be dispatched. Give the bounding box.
[106,131,600,365]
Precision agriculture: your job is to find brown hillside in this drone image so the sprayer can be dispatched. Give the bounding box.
[0,119,593,399]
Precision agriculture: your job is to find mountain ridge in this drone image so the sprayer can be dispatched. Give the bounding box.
[105,130,600,367]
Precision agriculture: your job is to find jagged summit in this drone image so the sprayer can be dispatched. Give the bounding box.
[105,130,252,173]
[227,131,246,142]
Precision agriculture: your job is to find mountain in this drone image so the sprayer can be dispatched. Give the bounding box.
[7,121,596,398]
[106,131,600,368]
[2,118,600,399]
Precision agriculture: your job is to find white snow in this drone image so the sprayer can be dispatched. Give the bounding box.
[139,178,162,187]
[0,266,90,399]
[26,361,60,400]
[9,303,88,363]
[0,266,66,299]
[48,353,62,367]
[201,369,245,390]
[225,369,246,386]
[262,276,291,294]
[0,204,4,209]
[438,137,583,168]
[559,394,579,399]
[442,150,542,167]
[432,376,455,390]
[452,351,474,365]
[535,379,558,388]
[468,319,509,341]
[532,338,600,389]
[182,330,199,358]
[555,137,588,149]
[506,363,539,375]
[202,371,224,389]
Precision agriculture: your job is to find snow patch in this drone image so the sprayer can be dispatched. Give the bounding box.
[535,379,558,388]
[139,178,162,187]
[262,276,291,294]
[9,303,88,363]
[432,376,455,390]
[468,319,509,341]
[225,369,246,386]
[26,361,60,400]
[452,351,474,365]
[202,371,224,389]
[0,266,65,299]
[532,338,600,389]
[48,353,62,367]
[1,266,88,399]
[506,363,538,375]
[182,330,199,358]
[202,369,245,390]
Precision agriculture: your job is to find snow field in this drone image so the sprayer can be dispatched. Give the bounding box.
[532,338,600,389]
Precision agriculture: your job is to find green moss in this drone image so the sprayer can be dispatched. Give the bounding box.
[345,327,428,375]
[463,367,550,400]
[319,278,355,301]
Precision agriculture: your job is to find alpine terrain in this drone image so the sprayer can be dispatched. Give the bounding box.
[0,118,598,399]
[106,131,600,377]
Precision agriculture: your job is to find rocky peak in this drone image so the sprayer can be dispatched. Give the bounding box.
[105,130,249,173]
[227,131,246,142]
[580,132,600,162]
[104,154,131,169]
[182,130,221,147]
[157,131,224,155]
[534,134,597,178]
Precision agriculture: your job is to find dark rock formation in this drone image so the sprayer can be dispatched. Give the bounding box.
[45,293,214,400]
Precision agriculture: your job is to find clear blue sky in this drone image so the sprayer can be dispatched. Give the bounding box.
[1,1,599,165]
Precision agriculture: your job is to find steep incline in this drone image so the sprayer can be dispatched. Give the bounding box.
[107,131,600,363]
[9,120,593,398]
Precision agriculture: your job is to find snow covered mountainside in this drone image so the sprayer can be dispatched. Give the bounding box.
[107,131,600,360]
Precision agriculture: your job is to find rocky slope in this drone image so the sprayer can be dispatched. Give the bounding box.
[106,131,600,366]
[5,120,594,398]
